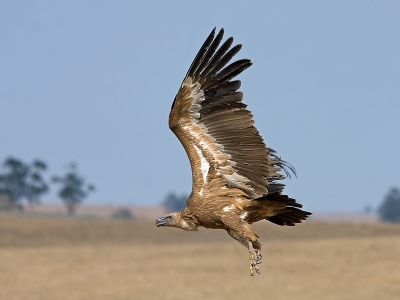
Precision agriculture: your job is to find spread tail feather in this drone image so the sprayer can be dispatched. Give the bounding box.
[257,192,312,226]
[267,207,311,226]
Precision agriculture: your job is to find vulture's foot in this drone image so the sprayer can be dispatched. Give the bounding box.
[248,242,262,276]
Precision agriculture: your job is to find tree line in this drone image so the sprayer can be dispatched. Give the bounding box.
[2,156,399,222]
[0,157,94,215]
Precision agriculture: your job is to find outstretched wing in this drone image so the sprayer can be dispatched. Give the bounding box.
[169,28,287,198]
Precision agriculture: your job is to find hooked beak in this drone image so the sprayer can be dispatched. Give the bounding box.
[156,217,168,227]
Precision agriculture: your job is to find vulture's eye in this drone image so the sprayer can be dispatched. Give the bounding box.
[167,216,172,220]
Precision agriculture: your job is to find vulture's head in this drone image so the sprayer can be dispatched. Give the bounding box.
[156,212,198,231]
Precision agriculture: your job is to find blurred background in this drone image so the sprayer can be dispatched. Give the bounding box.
[1,1,400,299]
[1,0,400,213]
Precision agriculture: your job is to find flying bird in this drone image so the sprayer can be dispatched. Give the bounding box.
[156,28,311,275]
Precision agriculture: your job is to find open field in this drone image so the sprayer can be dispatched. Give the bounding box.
[0,215,400,300]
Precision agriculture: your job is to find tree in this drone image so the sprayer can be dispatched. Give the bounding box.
[52,163,95,215]
[25,160,49,205]
[0,157,48,205]
[378,187,400,223]
[162,193,187,212]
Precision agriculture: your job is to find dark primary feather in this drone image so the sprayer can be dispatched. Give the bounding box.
[199,37,234,80]
[186,28,217,79]
[196,30,224,71]
[215,59,252,82]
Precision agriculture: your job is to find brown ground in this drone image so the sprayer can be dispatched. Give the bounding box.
[0,214,399,300]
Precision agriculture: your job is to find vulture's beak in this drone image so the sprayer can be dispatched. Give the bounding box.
[156,216,169,227]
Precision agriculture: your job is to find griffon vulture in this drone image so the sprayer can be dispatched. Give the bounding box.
[156,28,311,275]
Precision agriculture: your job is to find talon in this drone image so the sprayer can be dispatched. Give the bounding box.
[255,250,262,264]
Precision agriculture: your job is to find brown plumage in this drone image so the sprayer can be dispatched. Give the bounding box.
[156,28,311,275]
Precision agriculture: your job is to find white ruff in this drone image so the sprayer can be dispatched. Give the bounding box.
[193,144,209,184]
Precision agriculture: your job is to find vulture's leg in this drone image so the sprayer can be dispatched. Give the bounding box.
[247,240,262,276]
[224,220,262,276]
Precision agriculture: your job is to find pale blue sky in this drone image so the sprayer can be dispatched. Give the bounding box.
[1,1,399,211]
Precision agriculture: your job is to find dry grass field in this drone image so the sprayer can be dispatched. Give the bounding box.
[0,214,400,300]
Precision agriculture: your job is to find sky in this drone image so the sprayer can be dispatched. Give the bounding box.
[1,1,399,212]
